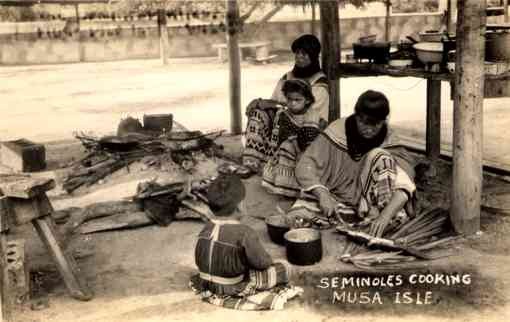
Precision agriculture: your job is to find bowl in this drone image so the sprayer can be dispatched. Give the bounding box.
[284,228,322,266]
[265,215,290,245]
[413,42,444,64]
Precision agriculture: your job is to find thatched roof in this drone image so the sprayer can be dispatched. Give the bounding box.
[273,0,386,8]
[0,0,113,5]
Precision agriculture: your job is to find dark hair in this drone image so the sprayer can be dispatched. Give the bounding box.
[206,174,245,216]
[354,90,390,121]
[291,34,321,60]
[290,34,322,78]
[282,79,315,106]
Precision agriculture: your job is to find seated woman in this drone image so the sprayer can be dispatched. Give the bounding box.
[189,174,302,310]
[261,79,322,197]
[242,34,329,177]
[288,90,417,236]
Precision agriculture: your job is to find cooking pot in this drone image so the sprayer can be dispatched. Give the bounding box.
[265,215,290,245]
[486,31,510,62]
[352,41,391,64]
[284,228,322,266]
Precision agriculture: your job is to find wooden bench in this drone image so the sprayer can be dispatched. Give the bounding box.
[0,175,93,320]
[212,41,277,63]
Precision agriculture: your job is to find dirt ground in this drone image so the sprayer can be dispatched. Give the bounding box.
[1,56,509,168]
[3,136,509,322]
[1,57,510,322]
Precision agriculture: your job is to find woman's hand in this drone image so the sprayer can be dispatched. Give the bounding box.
[316,190,338,218]
[368,190,409,237]
[369,211,392,238]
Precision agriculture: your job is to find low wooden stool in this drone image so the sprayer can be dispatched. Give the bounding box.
[0,175,93,319]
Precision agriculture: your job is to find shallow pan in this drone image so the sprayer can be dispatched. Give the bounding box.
[99,135,140,152]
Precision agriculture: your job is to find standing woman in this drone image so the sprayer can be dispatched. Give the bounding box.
[242,34,330,175]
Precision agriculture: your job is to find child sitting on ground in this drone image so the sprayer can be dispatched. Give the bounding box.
[261,79,326,197]
[189,174,302,310]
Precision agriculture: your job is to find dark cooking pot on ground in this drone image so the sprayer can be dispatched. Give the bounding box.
[284,228,323,266]
[266,215,290,245]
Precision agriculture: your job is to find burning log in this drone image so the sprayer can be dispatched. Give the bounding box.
[63,158,136,193]
[64,129,226,194]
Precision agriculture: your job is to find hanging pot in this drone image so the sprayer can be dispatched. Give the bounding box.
[284,228,322,266]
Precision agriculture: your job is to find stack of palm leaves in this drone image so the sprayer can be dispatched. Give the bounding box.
[337,208,462,269]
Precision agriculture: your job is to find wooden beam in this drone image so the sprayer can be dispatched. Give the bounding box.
[426,79,441,160]
[504,0,509,22]
[336,63,452,81]
[157,9,169,65]
[449,0,457,33]
[32,215,94,301]
[226,0,242,135]
[74,4,80,28]
[451,0,486,235]
[311,3,316,35]
[0,234,10,322]
[319,0,341,122]
[385,0,391,42]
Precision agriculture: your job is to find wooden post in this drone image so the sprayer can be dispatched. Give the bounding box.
[75,4,85,62]
[426,79,441,160]
[311,3,316,35]
[504,0,509,22]
[319,0,341,122]
[0,234,9,322]
[451,0,486,235]
[226,0,242,135]
[385,0,391,42]
[449,0,457,34]
[158,9,169,65]
[74,4,80,30]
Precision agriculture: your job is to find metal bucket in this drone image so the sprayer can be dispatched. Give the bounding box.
[486,31,510,62]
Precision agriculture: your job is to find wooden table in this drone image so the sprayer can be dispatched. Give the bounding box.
[336,63,510,161]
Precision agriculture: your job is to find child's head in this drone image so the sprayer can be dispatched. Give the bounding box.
[282,79,315,114]
[206,174,246,217]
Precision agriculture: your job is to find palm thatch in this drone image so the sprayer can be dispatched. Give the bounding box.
[273,0,386,9]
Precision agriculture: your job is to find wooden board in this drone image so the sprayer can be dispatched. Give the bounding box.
[0,175,55,199]
[78,211,153,234]
[9,193,53,225]
[32,216,93,301]
[0,197,14,232]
